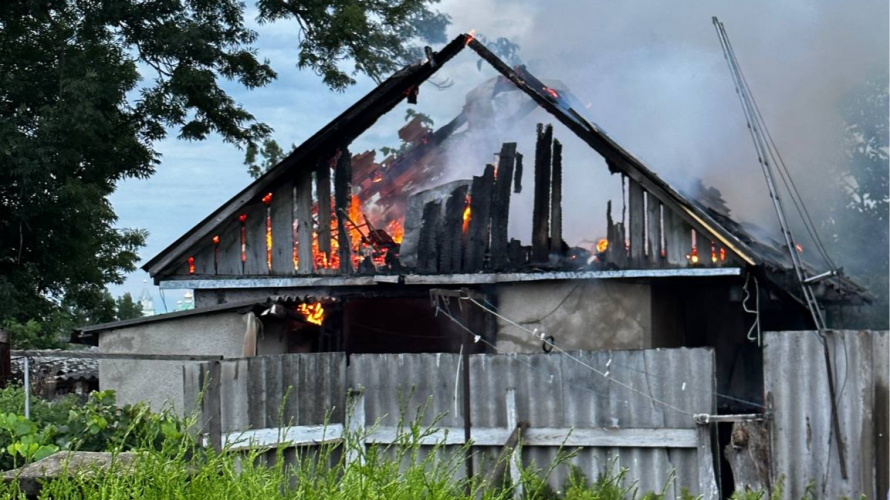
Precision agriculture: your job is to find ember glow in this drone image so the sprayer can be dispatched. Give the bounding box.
[297,303,324,326]
[188,256,195,274]
[466,30,476,45]
[596,238,609,253]
[795,243,803,253]
[711,242,717,264]
[387,219,404,244]
[543,86,559,100]
[261,192,273,205]
[720,247,726,262]
[212,235,220,245]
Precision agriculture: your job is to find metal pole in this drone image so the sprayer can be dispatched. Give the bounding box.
[460,303,474,488]
[23,357,30,419]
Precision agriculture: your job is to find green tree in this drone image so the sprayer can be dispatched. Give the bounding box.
[244,139,294,178]
[0,0,449,346]
[826,75,889,328]
[115,293,143,321]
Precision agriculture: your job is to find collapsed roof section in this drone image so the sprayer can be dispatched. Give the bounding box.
[143,33,866,306]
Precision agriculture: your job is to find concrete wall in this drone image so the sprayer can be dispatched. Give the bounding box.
[493,280,653,352]
[99,312,286,413]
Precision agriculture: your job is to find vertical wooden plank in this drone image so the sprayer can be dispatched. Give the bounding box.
[665,209,688,267]
[346,388,366,466]
[417,201,442,273]
[270,184,295,274]
[316,157,333,264]
[697,424,720,500]
[295,168,314,274]
[465,164,495,271]
[549,139,563,256]
[697,230,713,266]
[490,143,517,270]
[264,355,284,428]
[508,239,523,268]
[506,389,523,499]
[513,152,523,194]
[207,361,222,453]
[442,185,469,273]
[628,178,644,267]
[334,147,354,273]
[282,355,300,424]
[646,193,661,266]
[192,243,215,276]
[532,124,552,263]
[217,220,242,275]
[243,204,268,275]
[247,356,267,430]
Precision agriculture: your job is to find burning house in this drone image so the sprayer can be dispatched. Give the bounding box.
[74,34,867,412]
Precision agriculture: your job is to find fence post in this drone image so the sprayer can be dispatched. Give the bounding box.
[696,423,719,500]
[346,387,366,466]
[206,360,223,453]
[506,389,523,499]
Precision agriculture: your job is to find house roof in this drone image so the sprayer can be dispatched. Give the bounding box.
[143,33,867,306]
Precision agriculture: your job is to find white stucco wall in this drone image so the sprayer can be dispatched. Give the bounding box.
[98,312,282,414]
[493,280,652,353]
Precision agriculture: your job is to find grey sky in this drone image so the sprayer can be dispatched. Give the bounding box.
[108,0,889,311]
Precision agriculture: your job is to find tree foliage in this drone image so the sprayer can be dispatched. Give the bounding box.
[0,0,449,346]
[826,75,889,328]
[244,139,294,179]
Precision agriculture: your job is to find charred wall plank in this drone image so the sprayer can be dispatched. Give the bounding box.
[295,168,314,274]
[192,242,215,276]
[217,220,242,275]
[549,139,563,256]
[244,203,268,275]
[441,184,469,273]
[417,201,442,273]
[628,178,645,267]
[513,152,523,194]
[465,164,495,271]
[316,157,333,265]
[334,147,354,273]
[647,192,662,266]
[270,184,296,274]
[490,143,517,270]
[532,124,553,263]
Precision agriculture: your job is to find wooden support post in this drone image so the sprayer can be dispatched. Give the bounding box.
[549,139,563,256]
[513,152,523,194]
[628,178,644,267]
[442,185,469,273]
[270,184,296,274]
[335,147,353,273]
[295,169,314,274]
[490,143,517,270]
[606,200,626,268]
[465,164,495,271]
[697,424,720,500]
[532,124,552,263]
[460,304,473,486]
[647,193,661,266]
[507,239,523,268]
[417,201,442,273]
[316,157,333,265]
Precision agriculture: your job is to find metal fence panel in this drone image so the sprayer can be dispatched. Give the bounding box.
[764,330,888,500]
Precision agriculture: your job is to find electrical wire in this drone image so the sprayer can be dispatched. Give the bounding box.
[478,296,767,411]
[463,297,695,417]
[742,274,761,346]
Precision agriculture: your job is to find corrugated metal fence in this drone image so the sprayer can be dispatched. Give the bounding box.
[764,330,888,500]
[184,348,718,499]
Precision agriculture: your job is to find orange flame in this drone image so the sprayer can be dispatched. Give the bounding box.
[387,219,404,244]
[297,303,324,326]
[720,247,726,262]
[543,86,559,99]
[261,192,273,205]
[212,235,220,245]
[188,256,195,274]
[466,30,476,45]
[596,238,609,253]
[462,196,472,233]
[711,242,717,264]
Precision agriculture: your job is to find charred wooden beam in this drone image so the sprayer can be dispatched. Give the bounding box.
[606,200,627,268]
[465,164,496,271]
[513,152,523,194]
[441,184,469,273]
[532,124,553,263]
[335,147,354,273]
[316,157,333,264]
[628,178,645,267]
[295,169,314,274]
[490,143,517,270]
[417,201,442,273]
[508,239,523,267]
[549,139,563,256]
[270,184,296,274]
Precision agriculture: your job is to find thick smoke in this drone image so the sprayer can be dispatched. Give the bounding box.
[433,0,888,242]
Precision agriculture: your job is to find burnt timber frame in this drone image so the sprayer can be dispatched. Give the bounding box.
[143,33,866,312]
